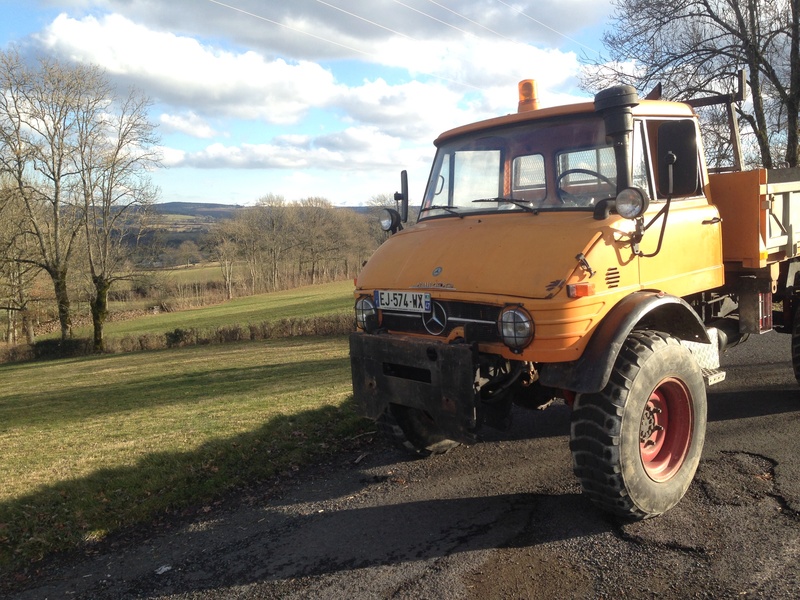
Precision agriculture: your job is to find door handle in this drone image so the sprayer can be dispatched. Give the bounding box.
[702,217,722,225]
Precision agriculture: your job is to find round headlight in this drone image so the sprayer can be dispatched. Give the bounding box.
[615,187,649,219]
[380,208,402,233]
[355,296,377,330]
[498,306,534,351]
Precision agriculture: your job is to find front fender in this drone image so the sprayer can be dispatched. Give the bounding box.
[539,291,709,394]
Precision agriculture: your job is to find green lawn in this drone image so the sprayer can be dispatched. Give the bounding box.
[0,335,370,570]
[78,279,355,337]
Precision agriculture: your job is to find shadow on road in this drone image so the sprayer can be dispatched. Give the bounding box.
[707,386,800,422]
[95,486,609,598]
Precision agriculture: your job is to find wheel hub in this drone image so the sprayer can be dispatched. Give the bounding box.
[639,405,664,446]
[638,378,693,482]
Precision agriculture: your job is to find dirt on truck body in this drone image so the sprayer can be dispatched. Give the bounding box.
[349,75,800,519]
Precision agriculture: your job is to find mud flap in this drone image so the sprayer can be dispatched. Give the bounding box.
[349,332,479,444]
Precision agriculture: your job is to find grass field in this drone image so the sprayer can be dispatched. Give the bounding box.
[75,279,355,339]
[0,294,371,573]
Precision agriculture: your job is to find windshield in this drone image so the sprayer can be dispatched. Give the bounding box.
[420,115,617,219]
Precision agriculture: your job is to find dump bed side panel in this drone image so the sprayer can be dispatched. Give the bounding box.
[710,168,800,268]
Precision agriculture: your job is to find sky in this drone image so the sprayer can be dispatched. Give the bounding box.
[0,0,615,207]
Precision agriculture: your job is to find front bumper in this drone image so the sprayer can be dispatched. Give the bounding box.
[349,332,479,444]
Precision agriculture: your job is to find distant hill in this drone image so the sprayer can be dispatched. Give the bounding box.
[154,202,243,220]
[154,202,373,221]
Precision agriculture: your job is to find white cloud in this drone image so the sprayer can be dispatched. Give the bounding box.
[158,145,186,167]
[170,125,405,171]
[36,13,342,123]
[159,112,217,138]
[335,79,469,141]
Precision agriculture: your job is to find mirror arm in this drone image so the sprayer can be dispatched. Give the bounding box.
[638,197,672,258]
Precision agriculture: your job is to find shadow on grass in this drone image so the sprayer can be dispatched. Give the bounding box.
[0,397,373,577]
[0,353,351,429]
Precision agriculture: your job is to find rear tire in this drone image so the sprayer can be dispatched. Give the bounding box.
[791,305,800,385]
[569,331,707,519]
[377,405,461,457]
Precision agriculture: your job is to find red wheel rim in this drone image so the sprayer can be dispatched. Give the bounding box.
[639,378,693,482]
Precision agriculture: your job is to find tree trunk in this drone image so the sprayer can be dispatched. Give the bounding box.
[748,68,774,169]
[5,309,13,344]
[742,3,773,170]
[90,277,111,353]
[52,270,73,341]
[786,0,800,167]
[21,309,35,345]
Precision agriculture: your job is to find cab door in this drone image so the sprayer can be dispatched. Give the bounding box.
[636,118,724,296]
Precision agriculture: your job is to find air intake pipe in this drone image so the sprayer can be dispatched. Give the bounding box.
[594,85,639,191]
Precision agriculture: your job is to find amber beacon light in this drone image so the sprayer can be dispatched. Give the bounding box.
[517,79,539,112]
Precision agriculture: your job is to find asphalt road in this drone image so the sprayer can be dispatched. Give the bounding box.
[8,331,800,599]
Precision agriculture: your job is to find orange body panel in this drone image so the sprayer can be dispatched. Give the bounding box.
[356,199,723,363]
[637,198,725,295]
[710,169,800,268]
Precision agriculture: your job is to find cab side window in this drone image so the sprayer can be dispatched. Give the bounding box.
[644,119,703,200]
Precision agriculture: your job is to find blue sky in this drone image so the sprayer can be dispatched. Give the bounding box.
[0,0,614,206]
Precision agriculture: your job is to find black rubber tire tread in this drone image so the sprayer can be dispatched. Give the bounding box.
[791,306,800,385]
[376,405,460,457]
[569,330,707,519]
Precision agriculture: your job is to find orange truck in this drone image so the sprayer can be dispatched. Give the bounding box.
[349,74,800,518]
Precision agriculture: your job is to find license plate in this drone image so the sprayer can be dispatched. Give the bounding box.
[374,290,431,313]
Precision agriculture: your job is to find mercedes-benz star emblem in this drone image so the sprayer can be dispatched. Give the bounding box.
[423,301,447,335]
[432,266,443,277]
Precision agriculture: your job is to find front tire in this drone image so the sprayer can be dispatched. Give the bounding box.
[569,331,707,519]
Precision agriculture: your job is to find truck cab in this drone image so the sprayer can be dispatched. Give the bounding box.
[350,78,800,519]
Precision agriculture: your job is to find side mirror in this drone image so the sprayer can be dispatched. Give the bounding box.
[657,120,699,197]
[393,170,409,223]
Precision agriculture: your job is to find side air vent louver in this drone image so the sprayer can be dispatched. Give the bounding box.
[606,267,621,288]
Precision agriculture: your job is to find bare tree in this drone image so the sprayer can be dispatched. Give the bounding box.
[0,48,159,350]
[208,222,239,300]
[211,196,378,295]
[0,186,41,344]
[0,49,94,340]
[583,0,799,168]
[295,198,376,284]
[234,195,300,293]
[231,207,266,294]
[256,195,301,291]
[295,198,343,284]
[75,87,160,352]
[338,203,380,277]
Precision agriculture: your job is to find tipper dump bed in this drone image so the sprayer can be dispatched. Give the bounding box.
[710,167,800,268]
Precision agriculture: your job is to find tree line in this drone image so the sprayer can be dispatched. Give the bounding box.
[208,195,384,299]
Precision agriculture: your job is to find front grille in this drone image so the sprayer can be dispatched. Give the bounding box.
[380,300,501,343]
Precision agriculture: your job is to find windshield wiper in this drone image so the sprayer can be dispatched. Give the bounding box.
[472,197,539,214]
[421,205,464,218]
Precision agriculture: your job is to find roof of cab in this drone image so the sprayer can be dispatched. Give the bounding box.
[433,99,697,146]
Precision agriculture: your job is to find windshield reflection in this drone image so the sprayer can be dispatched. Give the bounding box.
[420,115,617,219]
